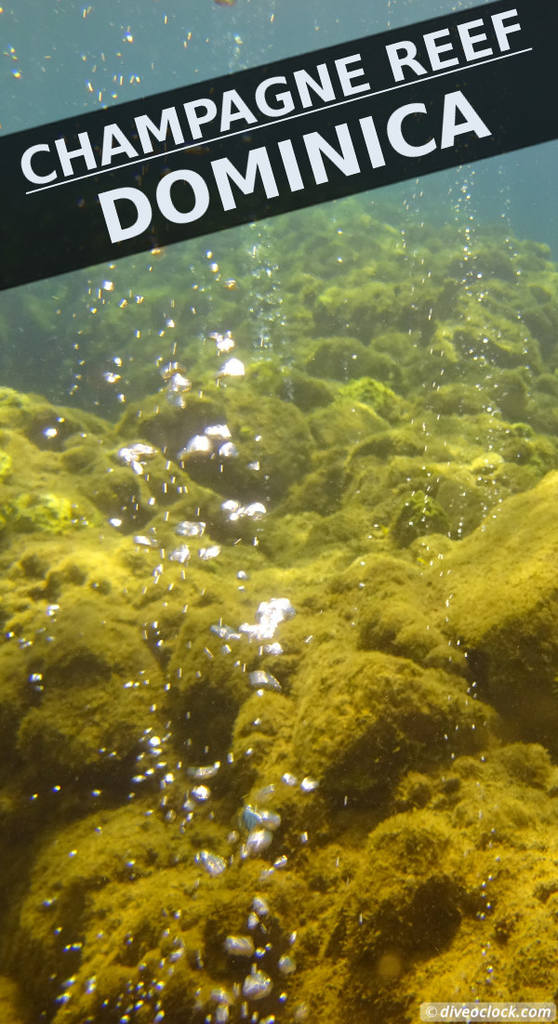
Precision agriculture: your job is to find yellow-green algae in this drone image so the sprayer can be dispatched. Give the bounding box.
[2,202,558,1022]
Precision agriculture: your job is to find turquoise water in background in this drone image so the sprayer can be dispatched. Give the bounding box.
[3,0,482,130]
[2,0,558,256]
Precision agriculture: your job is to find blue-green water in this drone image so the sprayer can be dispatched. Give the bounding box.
[3,0,558,254]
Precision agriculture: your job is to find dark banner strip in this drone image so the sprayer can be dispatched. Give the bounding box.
[1,0,555,290]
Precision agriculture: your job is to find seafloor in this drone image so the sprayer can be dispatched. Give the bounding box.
[2,197,558,1023]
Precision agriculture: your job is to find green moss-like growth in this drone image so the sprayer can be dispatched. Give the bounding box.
[6,200,558,1024]
[498,743,552,789]
[444,471,558,750]
[305,336,377,380]
[391,490,450,546]
[344,810,462,961]
[339,376,404,421]
[491,368,531,421]
[2,492,76,534]
[292,650,492,806]
[0,449,12,480]
[277,367,334,410]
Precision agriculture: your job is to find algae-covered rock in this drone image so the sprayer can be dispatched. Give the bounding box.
[277,367,334,410]
[9,804,210,1021]
[5,198,558,1024]
[0,450,11,480]
[231,691,296,789]
[167,589,264,761]
[443,471,558,749]
[305,336,379,381]
[0,976,27,1024]
[9,793,307,1024]
[491,367,531,421]
[293,650,493,806]
[338,376,405,422]
[348,425,424,461]
[345,810,463,960]
[1,492,76,534]
[117,391,227,461]
[13,586,169,788]
[358,584,448,666]
[427,381,487,415]
[282,450,345,517]
[309,395,387,450]
[498,742,552,789]
[391,490,451,546]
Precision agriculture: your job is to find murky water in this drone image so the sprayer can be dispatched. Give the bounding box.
[2,2,558,1022]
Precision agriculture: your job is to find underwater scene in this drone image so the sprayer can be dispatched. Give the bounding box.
[4,0,558,1022]
[2,184,558,1022]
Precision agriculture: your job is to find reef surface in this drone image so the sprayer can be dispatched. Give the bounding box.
[1,198,558,1022]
